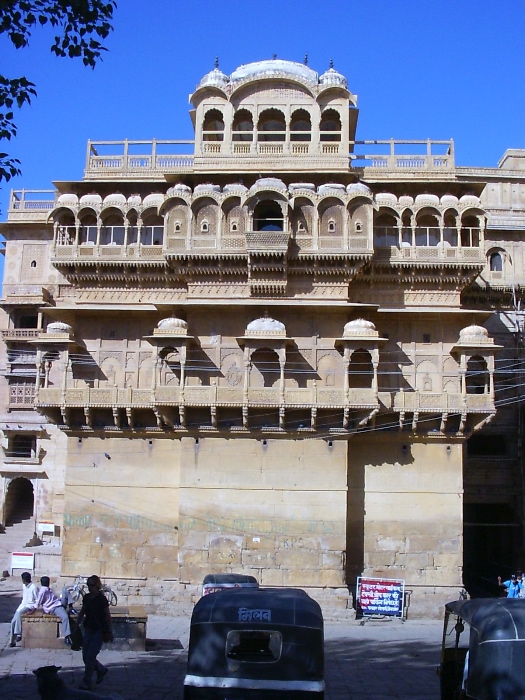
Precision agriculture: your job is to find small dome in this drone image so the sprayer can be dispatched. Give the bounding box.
[250,177,287,192]
[343,318,378,337]
[142,193,164,208]
[398,195,414,206]
[289,182,316,192]
[197,61,229,90]
[230,59,318,86]
[168,184,192,196]
[157,317,188,333]
[318,183,346,195]
[348,182,372,196]
[46,321,73,334]
[246,317,286,335]
[79,193,102,206]
[459,194,480,205]
[223,183,248,194]
[319,62,348,89]
[415,194,440,205]
[376,192,397,204]
[441,194,459,206]
[57,193,78,205]
[103,193,126,206]
[458,324,490,343]
[127,195,142,206]
[194,183,221,195]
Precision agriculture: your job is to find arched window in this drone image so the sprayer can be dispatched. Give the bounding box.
[100,212,125,245]
[320,109,342,142]
[443,213,458,246]
[201,220,209,233]
[141,213,164,245]
[30,260,37,268]
[490,251,503,272]
[466,355,488,395]
[290,109,311,142]
[202,109,224,142]
[348,349,373,389]
[415,214,439,246]
[79,213,97,245]
[232,109,253,142]
[253,200,284,231]
[258,109,286,142]
[374,212,398,247]
[461,215,480,247]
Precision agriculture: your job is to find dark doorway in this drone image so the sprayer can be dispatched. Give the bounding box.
[4,477,34,526]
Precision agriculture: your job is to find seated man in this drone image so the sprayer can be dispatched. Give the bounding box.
[35,576,72,645]
[10,571,38,647]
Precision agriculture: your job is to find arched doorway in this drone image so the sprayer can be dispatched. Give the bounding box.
[4,477,34,526]
[253,201,284,231]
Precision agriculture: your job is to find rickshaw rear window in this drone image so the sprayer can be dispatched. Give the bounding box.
[226,630,282,662]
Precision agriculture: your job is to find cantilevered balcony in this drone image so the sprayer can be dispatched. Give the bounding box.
[373,226,485,265]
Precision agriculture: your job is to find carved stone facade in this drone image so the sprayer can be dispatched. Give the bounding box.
[1,59,524,616]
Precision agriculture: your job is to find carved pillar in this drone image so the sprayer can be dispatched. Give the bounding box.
[313,207,319,250]
[343,349,350,400]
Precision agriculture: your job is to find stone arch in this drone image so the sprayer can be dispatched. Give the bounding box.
[320,108,342,141]
[232,109,253,142]
[159,347,181,386]
[348,349,373,389]
[319,197,344,237]
[202,108,225,141]
[290,108,311,142]
[192,197,218,237]
[250,348,280,388]
[258,108,286,142]
[4,477,34,526]
[466,355,489,394]
[318,352,342,388]
[100,356,123,387]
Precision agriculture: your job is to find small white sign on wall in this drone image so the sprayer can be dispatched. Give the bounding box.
[37,521,55,534]
[11,551,35,573]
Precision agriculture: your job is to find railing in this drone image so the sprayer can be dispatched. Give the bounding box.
[85,139,195,177]
[1,329,40,340]
[9,190,56,213]
[350,139,455,170]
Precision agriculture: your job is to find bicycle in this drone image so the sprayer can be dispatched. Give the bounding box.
[62,575,118,607]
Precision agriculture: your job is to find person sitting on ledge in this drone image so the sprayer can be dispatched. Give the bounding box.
[34,575,72,646]
[9,571,38,647]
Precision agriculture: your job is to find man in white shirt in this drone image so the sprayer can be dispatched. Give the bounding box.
[10,571,38,647]
[34,575,71,645]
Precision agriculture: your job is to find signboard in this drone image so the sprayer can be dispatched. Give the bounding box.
[37,521,55,534]
[11,551,35,573]
[357,576,405,618]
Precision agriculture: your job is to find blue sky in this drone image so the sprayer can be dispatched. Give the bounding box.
[1,0,525,218]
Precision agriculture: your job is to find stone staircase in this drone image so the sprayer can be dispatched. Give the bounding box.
[0,516,38,573]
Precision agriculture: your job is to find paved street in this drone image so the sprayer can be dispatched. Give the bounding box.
[0,580,442,699]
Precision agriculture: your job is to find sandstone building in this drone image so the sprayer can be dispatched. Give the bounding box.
[1,59,524,616]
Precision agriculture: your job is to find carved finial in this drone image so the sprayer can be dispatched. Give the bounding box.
[272,53,277,60]
[304,53,308,65]
[214,56,219,69]
[329,58,334,69]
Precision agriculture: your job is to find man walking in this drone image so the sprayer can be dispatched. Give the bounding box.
[9,571,38,647]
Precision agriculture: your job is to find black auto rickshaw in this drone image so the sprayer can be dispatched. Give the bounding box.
[184,587,324,699]
[439,598,525,700]
[202,573,259,596]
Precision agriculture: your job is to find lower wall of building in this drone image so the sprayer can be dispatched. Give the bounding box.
[60,433,464,618]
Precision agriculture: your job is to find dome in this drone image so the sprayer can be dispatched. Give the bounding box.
[289,182,316,193]
[343,318,379,337]
[142,193,164,208]
[231,59,318,86]
[156,317,188,334]
[79,193,102,206]
[57,193,78,205]
[318,183,346,195]
[198,66,229,91]
[319,61,348,89]
[168,184,192,196]
[459,194,480,206]
[223,183,248,194]
[245,317,286,335]
[348,183,372,196]
[458,324,490,343]
[194,184,221,195]
[250,177,287,192]
[415,194,440,205]
[376,192,397,204]
[441,194,459,206]
[46,321,73,334]
[103,193,126,206]
[398,195,414,206]
[127,195,142,206]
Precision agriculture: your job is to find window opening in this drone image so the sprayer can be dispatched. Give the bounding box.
[320,109,342,142]
[253,200,284,231]
[202,109,225,142]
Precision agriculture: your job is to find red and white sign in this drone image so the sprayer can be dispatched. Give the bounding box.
[11,551,35,572]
